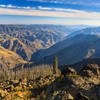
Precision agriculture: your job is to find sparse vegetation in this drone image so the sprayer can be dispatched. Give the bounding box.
[0,64,56,99]
[0,64,53,81]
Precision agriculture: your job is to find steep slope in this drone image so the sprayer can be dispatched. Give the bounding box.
[0,24,90,62]
[31,34,100,62]
[0,45,27,70]
[36,34,100,65]
[0,25,71,61]
[43,26,100,57]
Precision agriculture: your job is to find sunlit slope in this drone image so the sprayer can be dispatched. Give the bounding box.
[0,45,27,70]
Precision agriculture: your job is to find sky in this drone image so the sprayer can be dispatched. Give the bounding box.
[0,0,100,25]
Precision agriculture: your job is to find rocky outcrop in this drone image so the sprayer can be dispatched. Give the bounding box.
[46,64,100,100]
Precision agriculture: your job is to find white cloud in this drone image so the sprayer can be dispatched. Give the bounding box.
[0,4,34,9]
[24,0,100,7]
[0,7,100,20]
[27,0,47,2]
[0,4,17,8]
[25,6,31,9]
[38,6,52,10]
[0,5,6,7]
[7,5,15,8]
[38,6,76,12]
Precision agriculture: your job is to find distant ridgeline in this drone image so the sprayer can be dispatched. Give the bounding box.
[35,26,100,65]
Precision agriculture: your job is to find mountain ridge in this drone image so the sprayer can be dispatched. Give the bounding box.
[34,34,100,65]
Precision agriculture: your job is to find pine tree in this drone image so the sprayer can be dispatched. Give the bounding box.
[53,56,58,75]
